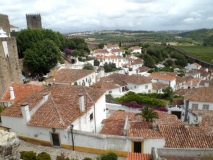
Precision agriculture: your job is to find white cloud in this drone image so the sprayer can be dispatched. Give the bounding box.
[1,0,213,33]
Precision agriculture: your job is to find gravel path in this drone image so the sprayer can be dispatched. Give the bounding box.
[18,140,126,160]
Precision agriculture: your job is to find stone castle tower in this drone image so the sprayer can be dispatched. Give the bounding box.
[0,14,22,98]
[0,14,10,37]
[26,14,42,29]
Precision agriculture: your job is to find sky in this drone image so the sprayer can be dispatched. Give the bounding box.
[1,0,213,33]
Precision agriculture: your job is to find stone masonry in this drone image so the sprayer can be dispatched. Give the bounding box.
[0,130,20,160]
[0,14,10,37]
[26,14,42,29]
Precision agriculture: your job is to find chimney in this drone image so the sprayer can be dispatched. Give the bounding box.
[79,94,85,112]
[204,82,209,87]
[123,115,128,136]
[184,123,189,130]
[21,102,31,122]
[10,87,15,100]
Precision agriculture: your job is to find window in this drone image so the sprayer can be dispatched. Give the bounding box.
[145,85,148,89]
[192,104,198,110]
[86,78,87,82]
[203,104,209,110]
[109,90,112,94]
[134,86,136,89]
[90,113,93,121]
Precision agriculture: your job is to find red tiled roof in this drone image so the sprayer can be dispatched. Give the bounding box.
[106,44,119,48]
[10,24,18,28]
[184,87,213,102]
[1,85,105,129]
[93,49,109,54]
[137,66,150,73]
[125,75,152,85]
[194,62,201,67]
[150,72,175,81]
[127,122,163,138]
[152,82,168,90]
[172,98,184,106]
[126,153,151,160]
[108,73,128,86]
[174,89,191,96]
[111,49,123,52]
[129,46,141,50]
[1,83,44,102]
[46,69,94,83]
[159,125,213,148]
[185,78,201,86]
[91,77,120,90]
[163,156,210,160]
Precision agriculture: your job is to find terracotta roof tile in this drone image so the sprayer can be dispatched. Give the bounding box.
[159,125,213,148]
[1,85,105,129]
[152,82,168,90]
[108,73,128,86]
[126,153,151,160]
[163,156,210,160]
[125,75,152,85]
[150,72,175,81]
[185,78,201,86]
[174,89,191,96]
[106,44,119,48]
[128,46,141,50]
[46,69,94,83]
[194,62,201,67]
[91,77,120,90]
[137,66,150,73]
[172,98,184,106]
[1,83,44,102]
[184,87,213,102]
[93,49,109,54]
[111,49,123,52]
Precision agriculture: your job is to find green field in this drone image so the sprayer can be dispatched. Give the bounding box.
[178,46,213,62]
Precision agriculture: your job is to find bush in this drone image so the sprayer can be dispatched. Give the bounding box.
[83,158,92,160]
[98,151,118,160]
[37,152,51,160]
[20,151,37,160]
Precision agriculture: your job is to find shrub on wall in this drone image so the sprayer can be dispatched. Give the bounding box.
[20,151,37,160]
[118,92,166,107]
[37,152,51,160]
[97,151,118,160]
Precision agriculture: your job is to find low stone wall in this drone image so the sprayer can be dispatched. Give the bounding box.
[106,103,141,113]
[152,148,213,160]
[0,130,20,160]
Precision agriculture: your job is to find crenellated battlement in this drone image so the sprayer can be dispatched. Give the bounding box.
[26,13,42,29]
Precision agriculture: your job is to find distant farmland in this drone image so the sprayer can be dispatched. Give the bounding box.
[178,46,213,63]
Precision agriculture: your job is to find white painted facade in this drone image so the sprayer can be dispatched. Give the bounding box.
[143,139,165,153]
[48,72,96,87]
[131,48,142,54]
[127,83,152,93]
[186,63,202,70]
[152,79,176,89]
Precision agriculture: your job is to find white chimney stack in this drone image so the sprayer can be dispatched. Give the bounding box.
[79,94,85,112]
[21,102,31,122]
[10,87,15,100]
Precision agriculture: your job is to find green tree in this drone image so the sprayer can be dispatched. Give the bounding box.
[164,59,174,67]
[135,106,159,122]
[94,59,100,66]
[16,28,44,55]
[83,63,94,70]
[98,42,105,49]
[104,62,116,72]
[162,86,174,99]
[143,54,156,68]
[23,39,60,73]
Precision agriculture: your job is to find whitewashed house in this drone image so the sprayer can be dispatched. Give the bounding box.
[150,72,176,89]
[46,68,96,86]
[1,85,106,145]
[152,82,168,93]
[111,49,124,57]
[124,75,152,93]
[10,24,19,32]
[186,63,202,70]
[103,43,120,52]
[136,66,150,76]
[182,87,213,123]
[128,46,142,54]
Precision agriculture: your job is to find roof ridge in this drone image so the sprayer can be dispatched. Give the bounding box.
[49,95,65,126]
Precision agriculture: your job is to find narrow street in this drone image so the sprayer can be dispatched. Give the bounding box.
[18,140,126,160]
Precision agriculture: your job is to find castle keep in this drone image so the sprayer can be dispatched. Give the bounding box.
[0,14,22,98]
[26,14,42,29]
[0,14,10,37]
